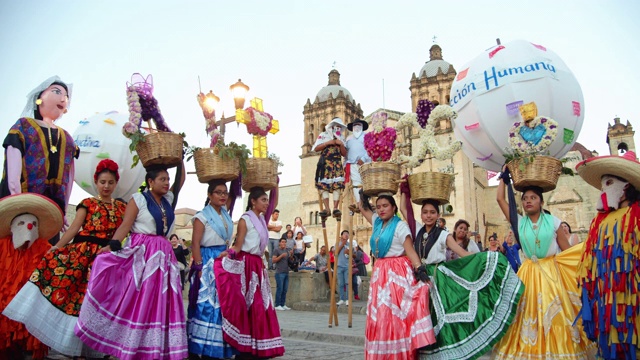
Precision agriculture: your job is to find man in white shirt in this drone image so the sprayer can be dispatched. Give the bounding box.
[345,119,370,213]
[267,209,282,270]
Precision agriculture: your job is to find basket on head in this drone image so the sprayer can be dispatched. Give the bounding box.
[359,162,401,197]
[242,158,278,192]
[408,172,453,205]
[507,155,562,192]
[194,147,240,183]
[135,132,183,168]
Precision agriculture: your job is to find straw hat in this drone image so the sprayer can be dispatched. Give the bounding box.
[0,193,63,240]
[576,151,640,190]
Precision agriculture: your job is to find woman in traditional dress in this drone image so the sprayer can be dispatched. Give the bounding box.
[492,170,596,359]
[0,76,79,245]
[398,189,524,360]
[358,193,436,360]
[74,164,188,360]
[187,179,236,359]
[312,117,347,217]
[3,159,125,358]
[445,219,481,261]
[213,187,285,359]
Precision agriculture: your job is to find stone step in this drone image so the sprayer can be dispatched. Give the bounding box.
[291,300,367,315]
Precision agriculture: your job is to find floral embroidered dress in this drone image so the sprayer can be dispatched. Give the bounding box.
[3,197,125,357]
[577,204,640,360]
[213,211,285,358]
[365,214,436,360]
[313,141,345,192]
[416,222,524,360]
[493,213,596,359]
[74,191,188,360]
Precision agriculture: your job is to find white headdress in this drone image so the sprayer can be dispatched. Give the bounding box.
[21,76,73,118]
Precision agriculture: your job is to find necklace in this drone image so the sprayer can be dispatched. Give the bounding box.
[526,215,543,248]
[373,220,390,257]
[151,195,168,234]
[47,125,60,153]
[417,226,432,259]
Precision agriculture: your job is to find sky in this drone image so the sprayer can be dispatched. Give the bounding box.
[1,0,639,212]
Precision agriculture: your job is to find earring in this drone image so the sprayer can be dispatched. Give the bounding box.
[150,186,153,191]
[35,99,42,105]
[63,109,68,114]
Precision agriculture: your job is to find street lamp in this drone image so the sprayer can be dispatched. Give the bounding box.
[198,79,250,137]
[230,79,250,110]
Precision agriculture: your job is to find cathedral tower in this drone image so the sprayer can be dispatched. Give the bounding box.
[607,117,636,155]
[300,69,363,228]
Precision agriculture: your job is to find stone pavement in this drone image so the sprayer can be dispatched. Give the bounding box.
[277,303,491,359]
[45,298,491,359]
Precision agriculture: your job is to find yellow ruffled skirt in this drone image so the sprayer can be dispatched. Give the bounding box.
[492,243,597,359]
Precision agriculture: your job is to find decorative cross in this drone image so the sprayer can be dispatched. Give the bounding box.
[235,98,279,158]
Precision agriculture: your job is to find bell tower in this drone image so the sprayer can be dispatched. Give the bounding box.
[299,69,363,229]
[607,117,636,155]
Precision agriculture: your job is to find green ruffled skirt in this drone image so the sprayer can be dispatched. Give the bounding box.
[419,251,524,360]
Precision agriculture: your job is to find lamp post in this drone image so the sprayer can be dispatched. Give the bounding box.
[198,79,250,138]
[198,78,279,158]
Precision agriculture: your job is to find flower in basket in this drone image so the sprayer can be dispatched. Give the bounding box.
[507,116,559,157]
[395,104,462,168]
[123,73,172,137]
[364,111,397,162]
[245,107,273,137]
[122,73,175,167]
[416,99,435,128]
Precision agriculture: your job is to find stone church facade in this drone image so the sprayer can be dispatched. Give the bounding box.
[274,44,636,262]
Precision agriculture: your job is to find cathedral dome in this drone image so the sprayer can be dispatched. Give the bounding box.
[419,59,453,77]
[418,44,455,77]
[316,85,353,102]
[315,69,352,102]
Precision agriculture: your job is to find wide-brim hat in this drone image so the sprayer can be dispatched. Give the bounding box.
[0,193,63,240]
[347,118,369,132]
[326,117,347,131]
[576,151,640,190]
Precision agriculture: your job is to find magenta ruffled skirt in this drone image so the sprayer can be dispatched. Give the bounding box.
[74,233,188,360]
[214,251,285,358]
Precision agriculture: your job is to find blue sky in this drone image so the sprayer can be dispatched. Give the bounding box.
[1,0,639,210]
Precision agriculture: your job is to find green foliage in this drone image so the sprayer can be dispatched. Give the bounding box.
[267,152,284,167]
[219,142,252,175]
[128,131,146,168]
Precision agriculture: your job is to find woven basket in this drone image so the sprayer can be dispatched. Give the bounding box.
[408,172,454,205]
[359,162,401,196]
[135,132,183,168]
[193,148,240,183]
[507,155,562,192]
[242,158,278,192]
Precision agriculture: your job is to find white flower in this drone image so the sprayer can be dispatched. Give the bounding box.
[428,105,458,122]
[254,112,271,131]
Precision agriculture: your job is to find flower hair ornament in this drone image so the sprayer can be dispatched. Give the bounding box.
[94,159,120,182]
[21,76,73,118]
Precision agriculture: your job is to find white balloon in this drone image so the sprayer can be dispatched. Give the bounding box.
[72,111,146,201]
[450,39,585,171]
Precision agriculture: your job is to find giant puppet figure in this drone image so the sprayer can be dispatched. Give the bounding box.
[0,76,79,244]
[0,193,64,359]
[576,151,640,360]
[312,117,347,217]
[344,118,370,212]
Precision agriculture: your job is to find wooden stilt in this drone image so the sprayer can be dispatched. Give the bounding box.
[319,192,337,327]
[343,182,354,328]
